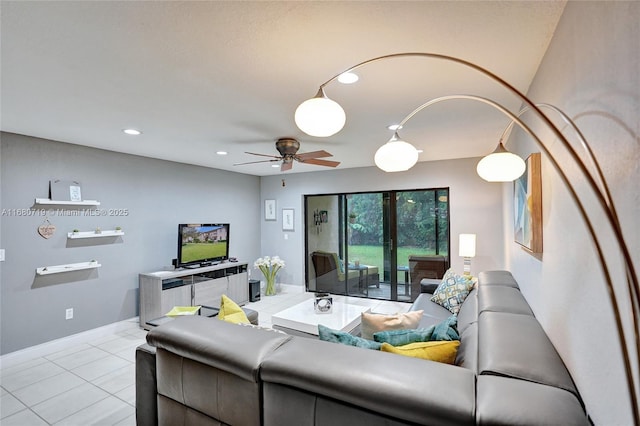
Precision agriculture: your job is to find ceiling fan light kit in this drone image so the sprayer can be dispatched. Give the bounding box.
[234,137,340,172]
[295,52,640,423]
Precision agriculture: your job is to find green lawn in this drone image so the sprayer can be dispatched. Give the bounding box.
[347,245,443,267]
[347,245,446,281]
[181,242,227,263]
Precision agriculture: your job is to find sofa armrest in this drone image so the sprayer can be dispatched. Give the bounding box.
[420,278,441,294]
[135,343,157,426]
[261,337,475,426]
[146,316,291,382]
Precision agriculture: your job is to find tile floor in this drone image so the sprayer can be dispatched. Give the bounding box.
[1,284,410,425]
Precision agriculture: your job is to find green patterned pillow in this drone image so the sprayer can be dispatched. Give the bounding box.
[318,324,382,350]
[373,315,459,346]
[430,270,475,314]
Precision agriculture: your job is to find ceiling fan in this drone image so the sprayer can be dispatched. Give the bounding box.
[234,137,341,172]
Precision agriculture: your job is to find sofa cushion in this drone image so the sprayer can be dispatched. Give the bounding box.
[478,311,578,397]
[476,375,588,425]
[478,286,533,316]
[477,270,519,288]
[218,294,250,324]
[456,288,478,335]
[260,337,476,426]
[411,293,452,329]
[380,341,460,364]
[430,270,475,314]
[318,324,381,350]
[373,315,459,346]
[454,322,478,371]
[360,310,423,340]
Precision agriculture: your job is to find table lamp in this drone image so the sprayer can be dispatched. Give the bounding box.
[459,234,476,276]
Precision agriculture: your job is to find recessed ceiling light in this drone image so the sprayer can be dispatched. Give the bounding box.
[216,151,228,155]
[387,124,403,131]
[123,128,142,135]
[271,164,280,168]
[338,72,359,84]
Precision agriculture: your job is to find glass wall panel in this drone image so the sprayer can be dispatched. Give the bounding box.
[345,193,384,297]
[305,188,449,301]
[395,189,450,301]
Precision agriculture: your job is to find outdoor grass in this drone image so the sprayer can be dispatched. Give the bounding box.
[181,242,227,263]
[347,245,446,282]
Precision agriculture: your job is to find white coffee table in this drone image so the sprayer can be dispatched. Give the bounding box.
[271,299,371,336]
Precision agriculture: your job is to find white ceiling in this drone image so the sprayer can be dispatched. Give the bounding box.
[1,1,566,176]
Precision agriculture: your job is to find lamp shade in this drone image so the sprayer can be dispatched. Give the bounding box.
[459,234,476,257]
[476,142,526,182]
[294,89,346,137]
[374,134,419,172]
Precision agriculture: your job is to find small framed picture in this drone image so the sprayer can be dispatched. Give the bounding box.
[265,199,276,221]
[282,208,294,231]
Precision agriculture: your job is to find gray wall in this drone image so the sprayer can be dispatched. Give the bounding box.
[259,157,505,288]
[504,2,639,424]
[0,132,261,354]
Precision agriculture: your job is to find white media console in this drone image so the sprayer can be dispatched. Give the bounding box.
[139,261,249,329]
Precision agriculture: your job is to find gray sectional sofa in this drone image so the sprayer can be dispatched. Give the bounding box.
[136,271,589,425]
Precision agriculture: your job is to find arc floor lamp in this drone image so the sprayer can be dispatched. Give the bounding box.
[294,52,639,423]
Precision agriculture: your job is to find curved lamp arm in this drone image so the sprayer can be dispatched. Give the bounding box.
[501,103,617,218]
[394,96,639,409]
[298,52,640,423]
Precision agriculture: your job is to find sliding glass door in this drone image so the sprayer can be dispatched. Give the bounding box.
[345,193,385,297]
[306,188,449,302]
[395,189,449,301]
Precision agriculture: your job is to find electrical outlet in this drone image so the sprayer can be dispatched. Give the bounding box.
[0,249,5,262]
[65,308,73,320]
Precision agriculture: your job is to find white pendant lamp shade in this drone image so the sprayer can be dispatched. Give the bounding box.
[374,134,419,172]
[476,142,526,182]
[294,88,346,137]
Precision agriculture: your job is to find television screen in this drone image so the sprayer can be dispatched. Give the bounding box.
[177,223,230,267]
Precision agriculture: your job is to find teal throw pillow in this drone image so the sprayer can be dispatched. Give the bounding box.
[373,315,459,346]
[318,324,381,350]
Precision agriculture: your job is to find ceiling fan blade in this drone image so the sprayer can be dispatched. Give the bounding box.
[281,162,293,172]
[234,159,280,166]
[299,158,341,168]
[244,151,282,159]
[296,150,333,160]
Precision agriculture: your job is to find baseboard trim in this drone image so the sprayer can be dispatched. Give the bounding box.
[0,317,140,369]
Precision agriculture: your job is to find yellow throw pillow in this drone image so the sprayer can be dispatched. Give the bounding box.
[360,310,423,340]
[380,340,460,364]
[218,294,250,324]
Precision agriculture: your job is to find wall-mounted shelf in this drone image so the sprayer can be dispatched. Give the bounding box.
[36,261,101,276]
[68,230,124,239]
[34,198,101,207]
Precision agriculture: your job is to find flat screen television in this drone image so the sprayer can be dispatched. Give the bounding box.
[177,223,230,268]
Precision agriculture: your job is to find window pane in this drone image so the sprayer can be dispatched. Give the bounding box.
[346,193,384,297]
[305,188,449,302]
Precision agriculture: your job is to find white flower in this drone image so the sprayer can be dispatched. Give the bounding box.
[254,255,285,282]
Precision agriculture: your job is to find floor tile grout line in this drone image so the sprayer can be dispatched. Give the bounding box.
[46,386,113,426]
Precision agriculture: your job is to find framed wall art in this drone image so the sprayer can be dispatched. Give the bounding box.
[513,153,542,253]
[282,208,294,231]
[265,199,276,221]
